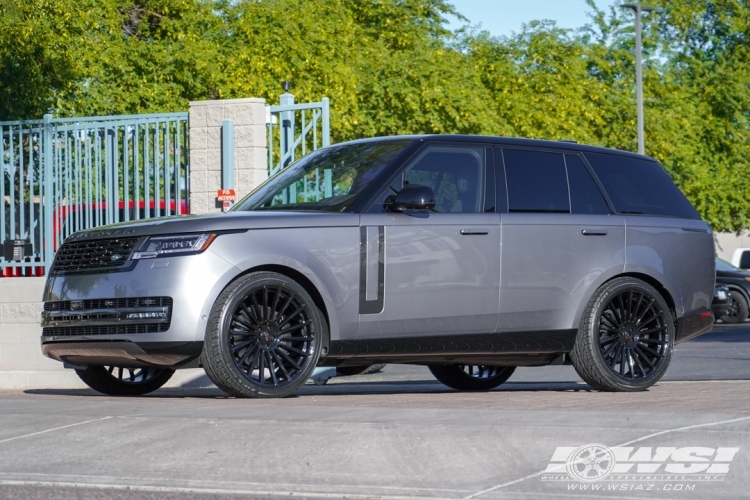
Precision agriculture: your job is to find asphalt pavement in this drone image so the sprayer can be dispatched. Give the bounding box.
[1,324,749,500]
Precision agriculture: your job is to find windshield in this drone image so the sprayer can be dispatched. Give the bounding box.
[716,258,740,272]
[233,141,410,212]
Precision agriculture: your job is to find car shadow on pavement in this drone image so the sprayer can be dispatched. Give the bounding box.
[23,380,594,399]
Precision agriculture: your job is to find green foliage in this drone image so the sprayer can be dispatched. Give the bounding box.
[0,0,749,230]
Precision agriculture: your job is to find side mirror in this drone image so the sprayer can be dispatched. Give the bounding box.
[387,184,436,212]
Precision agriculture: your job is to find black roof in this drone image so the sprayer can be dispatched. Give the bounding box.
[341,134,652,161]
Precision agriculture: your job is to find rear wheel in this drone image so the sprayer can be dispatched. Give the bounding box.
[720,291,749,324]
[428,364,515,391]
[570,277,674,392]
[202,272,325,398]
[76,366,174,396]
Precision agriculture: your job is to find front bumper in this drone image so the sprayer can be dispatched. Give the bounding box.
[40,248,239,365]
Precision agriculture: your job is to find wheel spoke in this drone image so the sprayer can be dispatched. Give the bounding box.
[270,287,282,322]
[639,325,666,335]
[129,369,135,382]
[279,322,310,335]
[608,345,621,369]
[277,348,302,370]
[263,286,269,321]
[234,311,255,330]
[281,305,306,325]
[271,351,292,380]
[626,290,634,321]
[241,304,259,325]
[231,340,254,353]
[237,345,257,368]
[279,344,309,357]
[632,348,650,374]
[635,299,654,324]
[279,335,313,342]
[277,293,295,320]
[267,352,278,386]
[250,292,263,324]
[600,335,618,346]
[626,351,635,379]
[602,341,619,361]
[619,347,626,376]
[637,343,664,359]
[634,346,656,368]
[639,338,666,345]
[259,351,266,384]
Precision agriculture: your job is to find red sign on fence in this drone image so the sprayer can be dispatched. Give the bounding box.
[217,189,236,202]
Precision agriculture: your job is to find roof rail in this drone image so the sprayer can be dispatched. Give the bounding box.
[558,140,578,143]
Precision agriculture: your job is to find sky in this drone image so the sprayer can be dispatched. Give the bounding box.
[445,0,619,38]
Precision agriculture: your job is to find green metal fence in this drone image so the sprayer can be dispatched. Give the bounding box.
[266,94,330,204]
[1,112,189,276]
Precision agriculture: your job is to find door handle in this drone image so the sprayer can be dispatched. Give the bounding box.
[581,229,608,236]
[460,229,489,236]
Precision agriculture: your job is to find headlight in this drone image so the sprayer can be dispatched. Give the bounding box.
[132,234,217,260]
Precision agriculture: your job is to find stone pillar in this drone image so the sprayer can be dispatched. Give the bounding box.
[188,98,268,215]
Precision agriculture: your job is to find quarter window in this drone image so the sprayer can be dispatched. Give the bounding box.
[503,150,569,213]
[585,153,700,219]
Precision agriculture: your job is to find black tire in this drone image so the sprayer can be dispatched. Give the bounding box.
[202,272,325,398]
[570,277,674,392]
[720,291,749,324]
[428,364,516,391]
[75,366,174,396]
[336,363,387,376]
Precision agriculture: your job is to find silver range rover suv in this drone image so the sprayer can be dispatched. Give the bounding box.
[41,135,715,397]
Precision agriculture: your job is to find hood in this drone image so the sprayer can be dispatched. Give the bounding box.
[63,211,360,242]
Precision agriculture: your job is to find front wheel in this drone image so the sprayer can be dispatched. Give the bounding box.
[202,272,325,398]
[428,364,515,391]
[570,277,674,392]
[76,366,174,396]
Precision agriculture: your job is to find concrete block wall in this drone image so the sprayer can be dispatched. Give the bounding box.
[0,278,87,389]
[715,231,750,262]
[188,98,268,215]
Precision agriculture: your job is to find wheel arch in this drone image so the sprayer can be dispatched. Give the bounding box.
[725,284,750,305]
[617,272,677,318]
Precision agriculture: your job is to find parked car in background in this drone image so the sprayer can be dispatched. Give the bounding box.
[40,135,715,398]
[712,284,731,320]
[715,257,750,323]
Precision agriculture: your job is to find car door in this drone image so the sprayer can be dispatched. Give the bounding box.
[358,144,500,339]
[497,148,625,332]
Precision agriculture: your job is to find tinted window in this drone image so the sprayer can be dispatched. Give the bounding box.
[716,258,739,272]
[403,146,484,213]
[565,155,610,215]
[585,153,700,219]
[234,141,409,212]
[503,150,569,213]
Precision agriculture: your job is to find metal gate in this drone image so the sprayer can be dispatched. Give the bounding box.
[1,112,189,276]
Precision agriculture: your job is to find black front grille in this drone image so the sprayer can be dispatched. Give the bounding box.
[42,324,168,337]
[51,237,139,272]
[44,297,172,311]
[42,297,172,338]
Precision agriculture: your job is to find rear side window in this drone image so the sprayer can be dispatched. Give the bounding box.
[565,155,610,215]
[585,153,700,219]
[503,150,569,213]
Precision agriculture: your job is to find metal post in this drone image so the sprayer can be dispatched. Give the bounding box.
[221,119,235,213]
[280,85,295,169]
[321,97,330,148]
[621,3,653,155]
[43,114,53,273]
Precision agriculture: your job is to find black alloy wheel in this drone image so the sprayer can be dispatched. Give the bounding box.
[203,272,325,398]
[75,366,174,396]
[720,291,749,324]
[428,364,516,391]
[571,277,674,392]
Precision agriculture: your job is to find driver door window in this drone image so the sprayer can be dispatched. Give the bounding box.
[403,146,484,213]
